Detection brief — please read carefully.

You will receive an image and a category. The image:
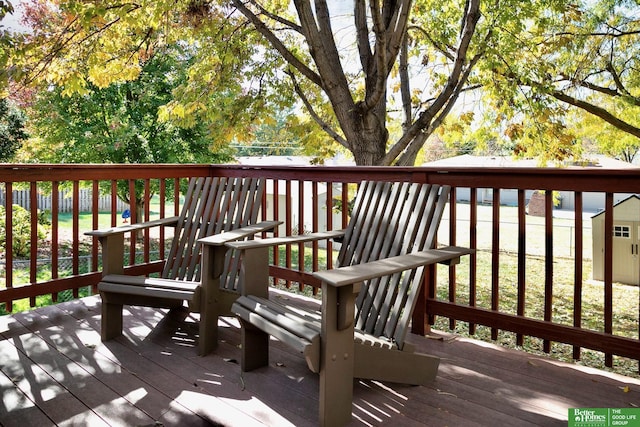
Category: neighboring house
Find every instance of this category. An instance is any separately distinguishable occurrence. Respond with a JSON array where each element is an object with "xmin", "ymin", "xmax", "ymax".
[
  {"xmin": 592, "ymin": 195, "xmax": 640, "ymax": 285},
  {"xmin": 234, "ymin": 156, "xmax": 345, "ymax": 236},
  {"xmin": 423, "ymin": 155, "xmax": 640, "ymax": 212}
]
